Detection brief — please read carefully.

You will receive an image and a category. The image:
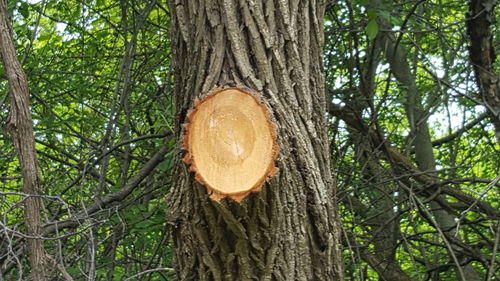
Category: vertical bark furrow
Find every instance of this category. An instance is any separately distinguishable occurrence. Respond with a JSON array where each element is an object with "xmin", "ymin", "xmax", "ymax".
[
  {"xmin": 222, "ymin": 0, "xmax": 263, "ymax": 90},
  {"xmin": 298, "ymin": 0, "xmax": 310, "ymax": 81},
  {"xmin": 202, "ymin": 25, "xmax": 225, "ymax": 93},
  {"xmin": 247, "ymin": 0, "xmax": 273, "ymax": 49},
  {"xmin": 174, "ymin": 3, "xmax": 190, "ymax": 46},
  {"xmin": 275, "ymin": 0, "xmax": 292, "ymax": 40},
  {"xmin": 240, "ymin": 0, "xmax": 273, "ymax": 86}
]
